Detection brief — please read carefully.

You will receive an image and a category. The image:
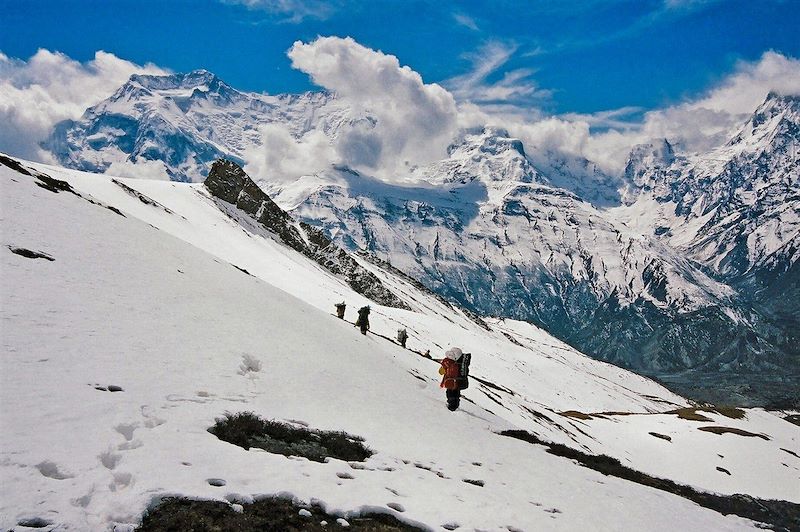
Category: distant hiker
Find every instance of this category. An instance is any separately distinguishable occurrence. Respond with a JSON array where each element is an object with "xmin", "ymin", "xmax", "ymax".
[
  {"xmin": 397, "ymin": 328, "xmax": 408, "ymax": 348},
  {"xmin": 355, "ymin": 306, "xmax": 371, "ymax": 335},
  {"xmin": 335, "ymin": 301, "xmax": 346, "ymax": 319},
  {"xmin": 439, "ymin": 347, "xmax": 471, "ymax": 411},
  {"xmin": 424, "ymin": 349, "xmax": 431, "ymax": 358}
]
